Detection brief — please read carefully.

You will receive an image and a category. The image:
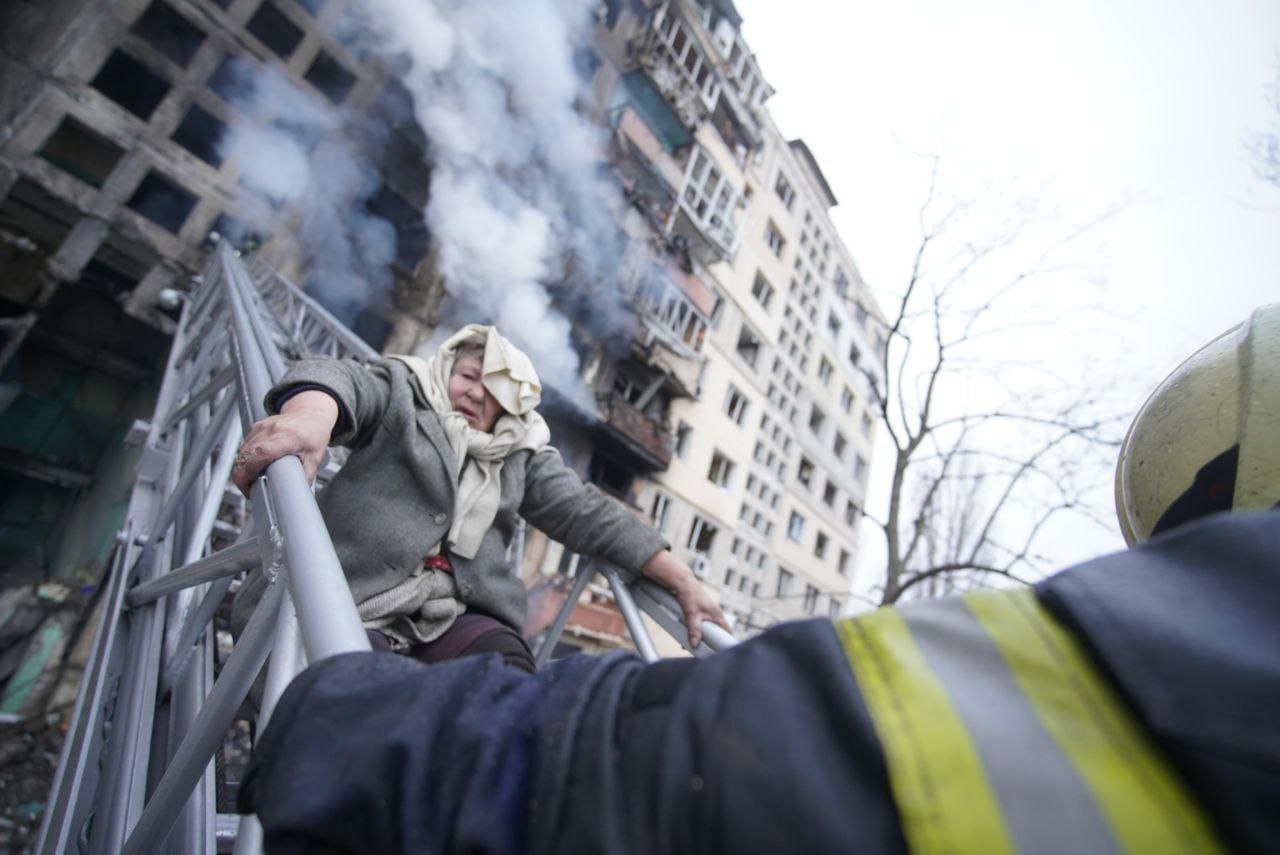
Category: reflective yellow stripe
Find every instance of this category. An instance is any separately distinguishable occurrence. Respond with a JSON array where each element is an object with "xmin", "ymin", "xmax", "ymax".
[
  {"xmin": 835, "ymin": 610, "xmax": 1013, "ymax": 855},
  {"xmin": 964, "ymin": 588, "xmax": 1224, "ymax": 854}
]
